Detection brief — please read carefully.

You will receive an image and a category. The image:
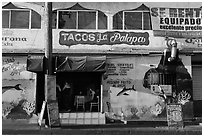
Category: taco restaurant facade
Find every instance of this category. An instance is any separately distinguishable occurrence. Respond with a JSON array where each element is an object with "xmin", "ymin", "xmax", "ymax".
[{"xmin": 2, "ymin": 2, "xmax": 202, "ymax": 125}]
